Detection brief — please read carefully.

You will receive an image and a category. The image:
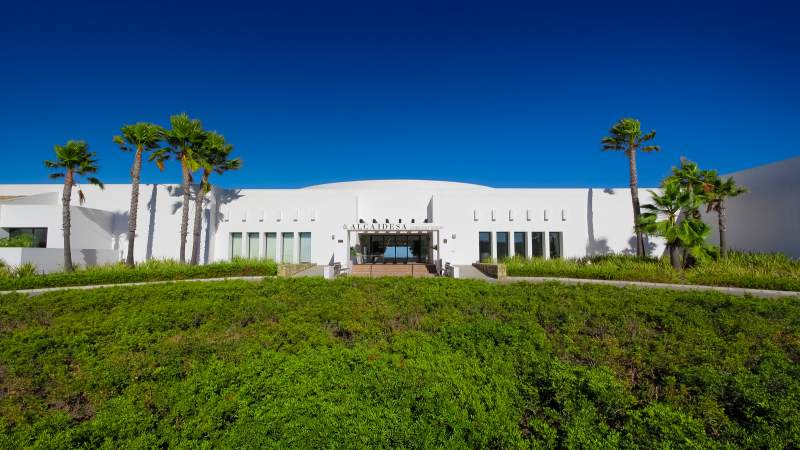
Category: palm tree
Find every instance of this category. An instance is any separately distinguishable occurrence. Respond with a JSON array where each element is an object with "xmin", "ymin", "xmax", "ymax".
[
  {"xmin": 189, "ymin": 132, "xmax": 241, "ymax": 265},
  {"xmin": 704, "ymin": 174, "xmax": 747, "ymax": 258},
  {"xmin": 640, "ymin": 178, "xmax": 707, "ymax": 269},
  {"xmin": 44, "ymin": 141, "xmax": 104, "ymax": 272},
  {"xmin": 602, "ymin": 118, "xmax": 660, "ymax": 257},
  {"xmin": 113, "ymin": 123, "xmax": 165, "ymax": 267},
  {"xmin": 154, "ymin": 113, "xmax": 204, "ymax": 263}
]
